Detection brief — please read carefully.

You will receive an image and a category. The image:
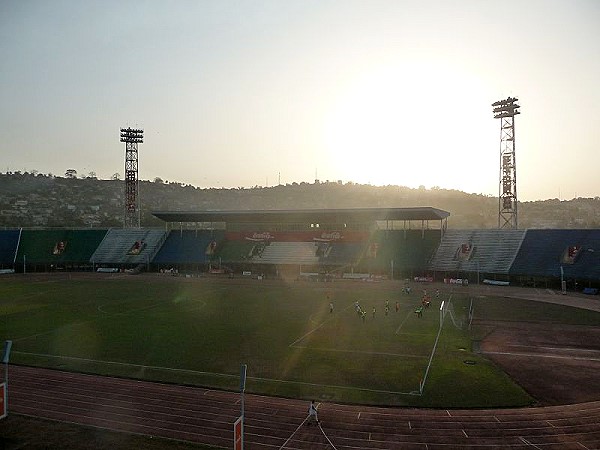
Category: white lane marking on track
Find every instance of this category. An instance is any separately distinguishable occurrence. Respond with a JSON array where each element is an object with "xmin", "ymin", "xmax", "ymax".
[
  {"xmin": 278, "ymin": 415, "xmax": 309, "ymax": 449},
  {"xmin": 14, "ymin": 405, "xmax": 227, "ymax": 443},
  {"xmin": 505, "ymin": 344, "xmax": 600, "ymax": 354},
  {"xmin": 520, "ymin": 436, "xmax": 544, "ymax": 449},
  {"xmin": 481, "ymin": 350, "xmax": 600, "ymax": 362}
]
